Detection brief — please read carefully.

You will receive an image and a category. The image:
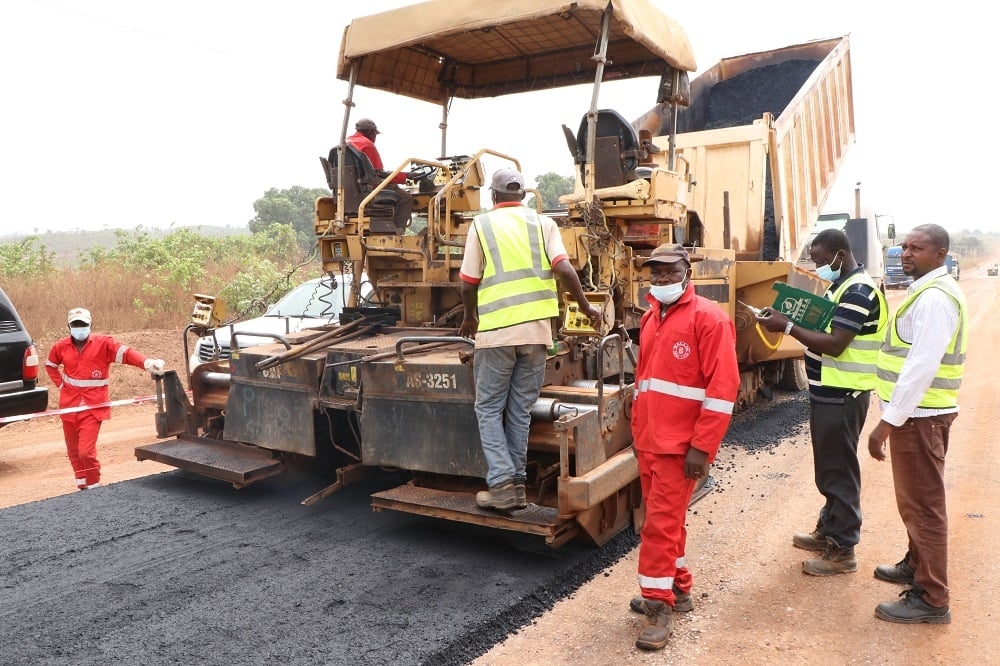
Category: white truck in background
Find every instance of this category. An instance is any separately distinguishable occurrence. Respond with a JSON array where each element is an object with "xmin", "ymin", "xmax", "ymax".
[{"xmin": 798, "ymin": 187, "xmax": 887, "ymax": 293}]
